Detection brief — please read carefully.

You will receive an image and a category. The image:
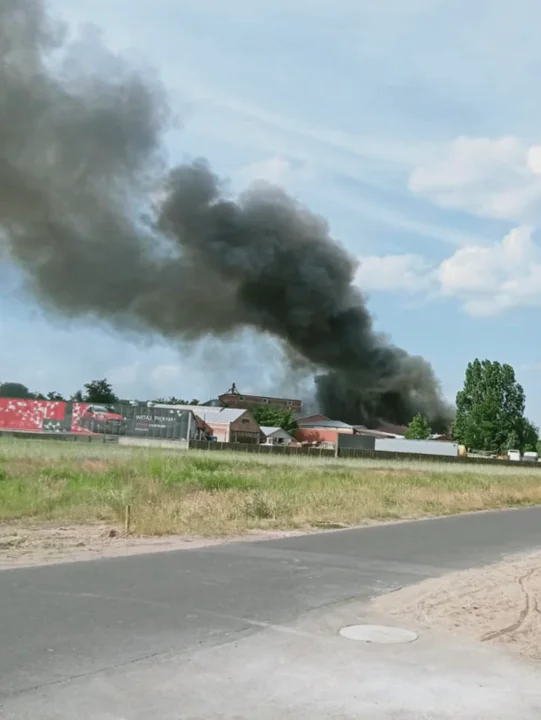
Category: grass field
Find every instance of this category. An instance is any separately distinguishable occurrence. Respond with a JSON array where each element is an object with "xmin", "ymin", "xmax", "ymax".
[{"xmin": 1, "ymin": 439, "xmax": 541, "ymax": 536}]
